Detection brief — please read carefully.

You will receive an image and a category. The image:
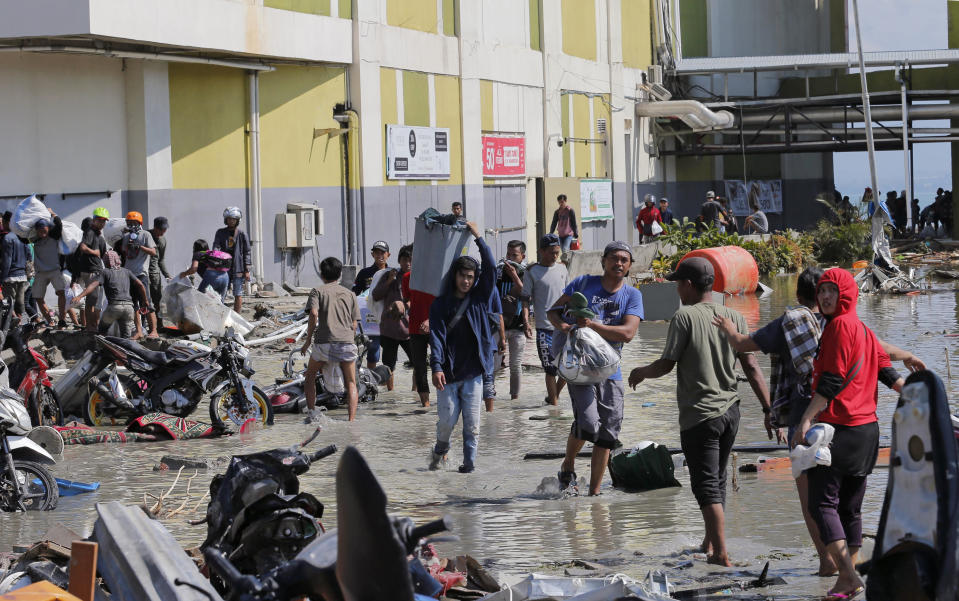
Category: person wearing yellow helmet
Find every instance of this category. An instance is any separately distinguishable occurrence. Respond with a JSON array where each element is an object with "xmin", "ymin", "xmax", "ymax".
[
  {"xmin": 119, "ymin": 210, "xmax": 158, "ymax": 339},
  {"xmin": 76, "ymin": 208, "xmax": 110, "ymax": 331}
]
